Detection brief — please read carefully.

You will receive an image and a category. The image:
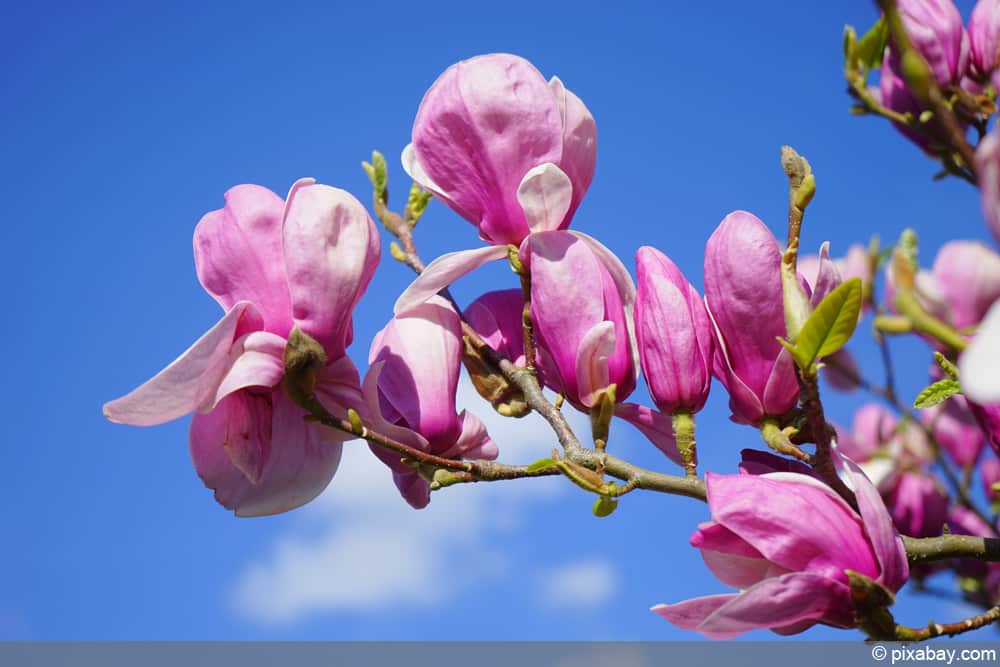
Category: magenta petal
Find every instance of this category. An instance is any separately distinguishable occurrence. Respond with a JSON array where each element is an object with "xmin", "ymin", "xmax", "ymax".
[
  {"xmin": 613, "ymin": 403, "xmax": 683, "ymax": 465},
  {"xmin": 694, "ymin": 523, "xmax": 791, "ymax": 589},
  {"xmin": 282, "ymin": 180, "xmax": 380, "ymax": 358},
  {"xmin": 464, "ymin": 289, "xmax": 527, "ymax": 365},
  {"xmin": 394, "ymin": 245, "xmax": 508, "ymax": 315},
  {"xmin": 104, "ymin": 302, "xmax": 263, "ymax": 426},
  {"xmin": 835, "ymin": 450, "xmax": 909, "ymax": 591},
  {"xmin": 193, "ymin": 185, "xmax": 292, "ymax": 335},
  {"xmin": 706, "ymin": 472, "xmax": 879, "ymax": 582},
  {"xmin": 189, "ymin": 389, "xmax": 344, "ymax": 517},
  {"xmin": 760, "ymin": 348, "xmax": 799, "ymax": 417},
  {"xmin": 807, "ymin": 242, "xmax": 844, "ymax": 307}
]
